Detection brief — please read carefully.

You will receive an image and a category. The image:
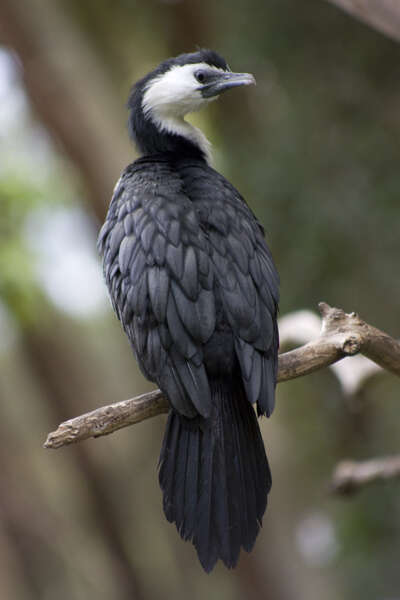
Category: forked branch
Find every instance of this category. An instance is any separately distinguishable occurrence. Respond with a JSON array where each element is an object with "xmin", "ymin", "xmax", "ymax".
[{"xmin": 44, "ymin": 302, "xmax": 400, "ymax": 450}]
